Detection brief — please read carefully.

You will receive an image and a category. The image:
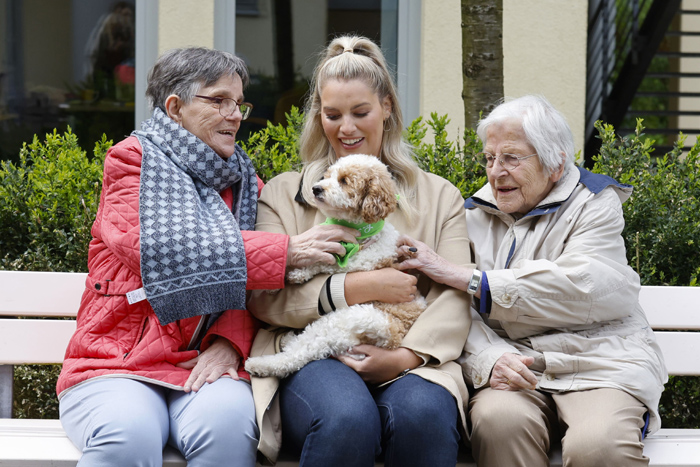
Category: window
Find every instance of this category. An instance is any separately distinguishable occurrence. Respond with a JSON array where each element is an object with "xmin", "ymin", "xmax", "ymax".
[
  {"xmin": 232, "ymin": 0, "xmax": 411, "ymax": 139},
  {"xmin": 0, "ymin": 0, "xmax": 136, "ymax": 162}
]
